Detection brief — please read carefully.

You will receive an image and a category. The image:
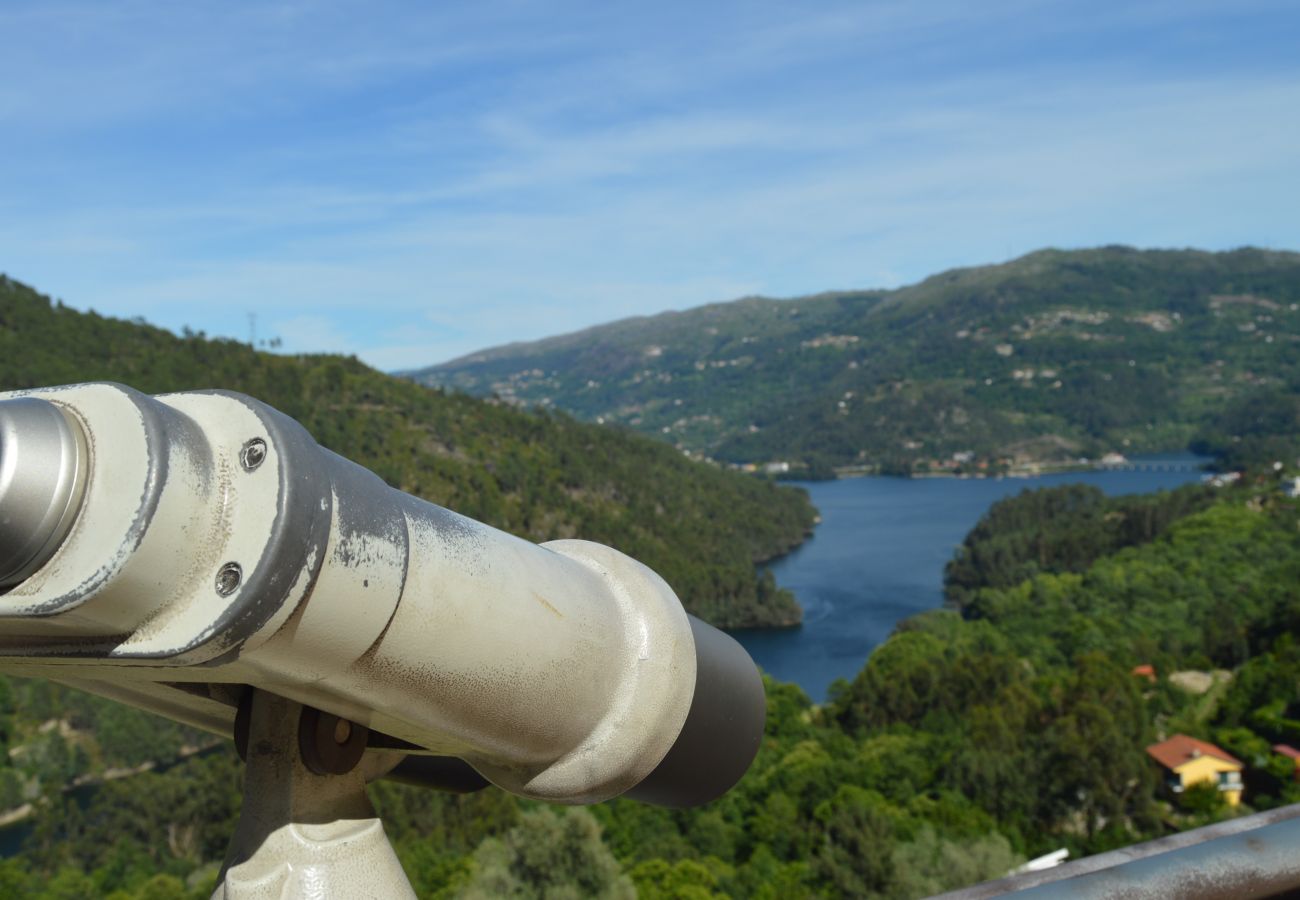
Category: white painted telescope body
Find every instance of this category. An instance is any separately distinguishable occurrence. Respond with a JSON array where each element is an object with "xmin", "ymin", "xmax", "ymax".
[{"xmin": 0, "ymin": 382, "xmax": 765, "ymax": 807}]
